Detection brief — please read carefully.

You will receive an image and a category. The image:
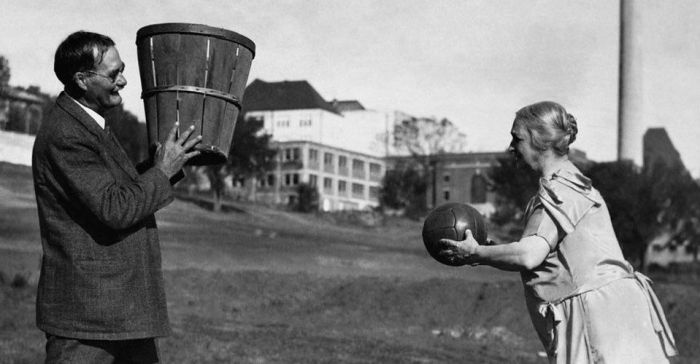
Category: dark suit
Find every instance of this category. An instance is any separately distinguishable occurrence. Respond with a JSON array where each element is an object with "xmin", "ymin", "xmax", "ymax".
[{"xmin": 32, "ymin": 92, "xmax": 173, "ymax": 340}]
